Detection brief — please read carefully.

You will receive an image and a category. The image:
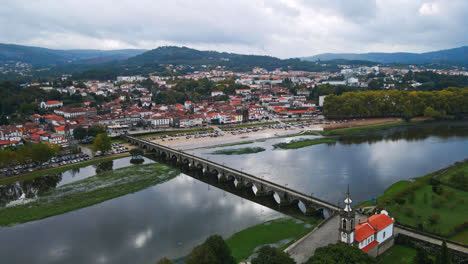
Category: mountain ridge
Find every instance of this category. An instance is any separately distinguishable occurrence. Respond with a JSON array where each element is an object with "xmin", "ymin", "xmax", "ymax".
[{"xmin": 302, "ymin": 46, "xmax": 468, "ymax": 65}]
